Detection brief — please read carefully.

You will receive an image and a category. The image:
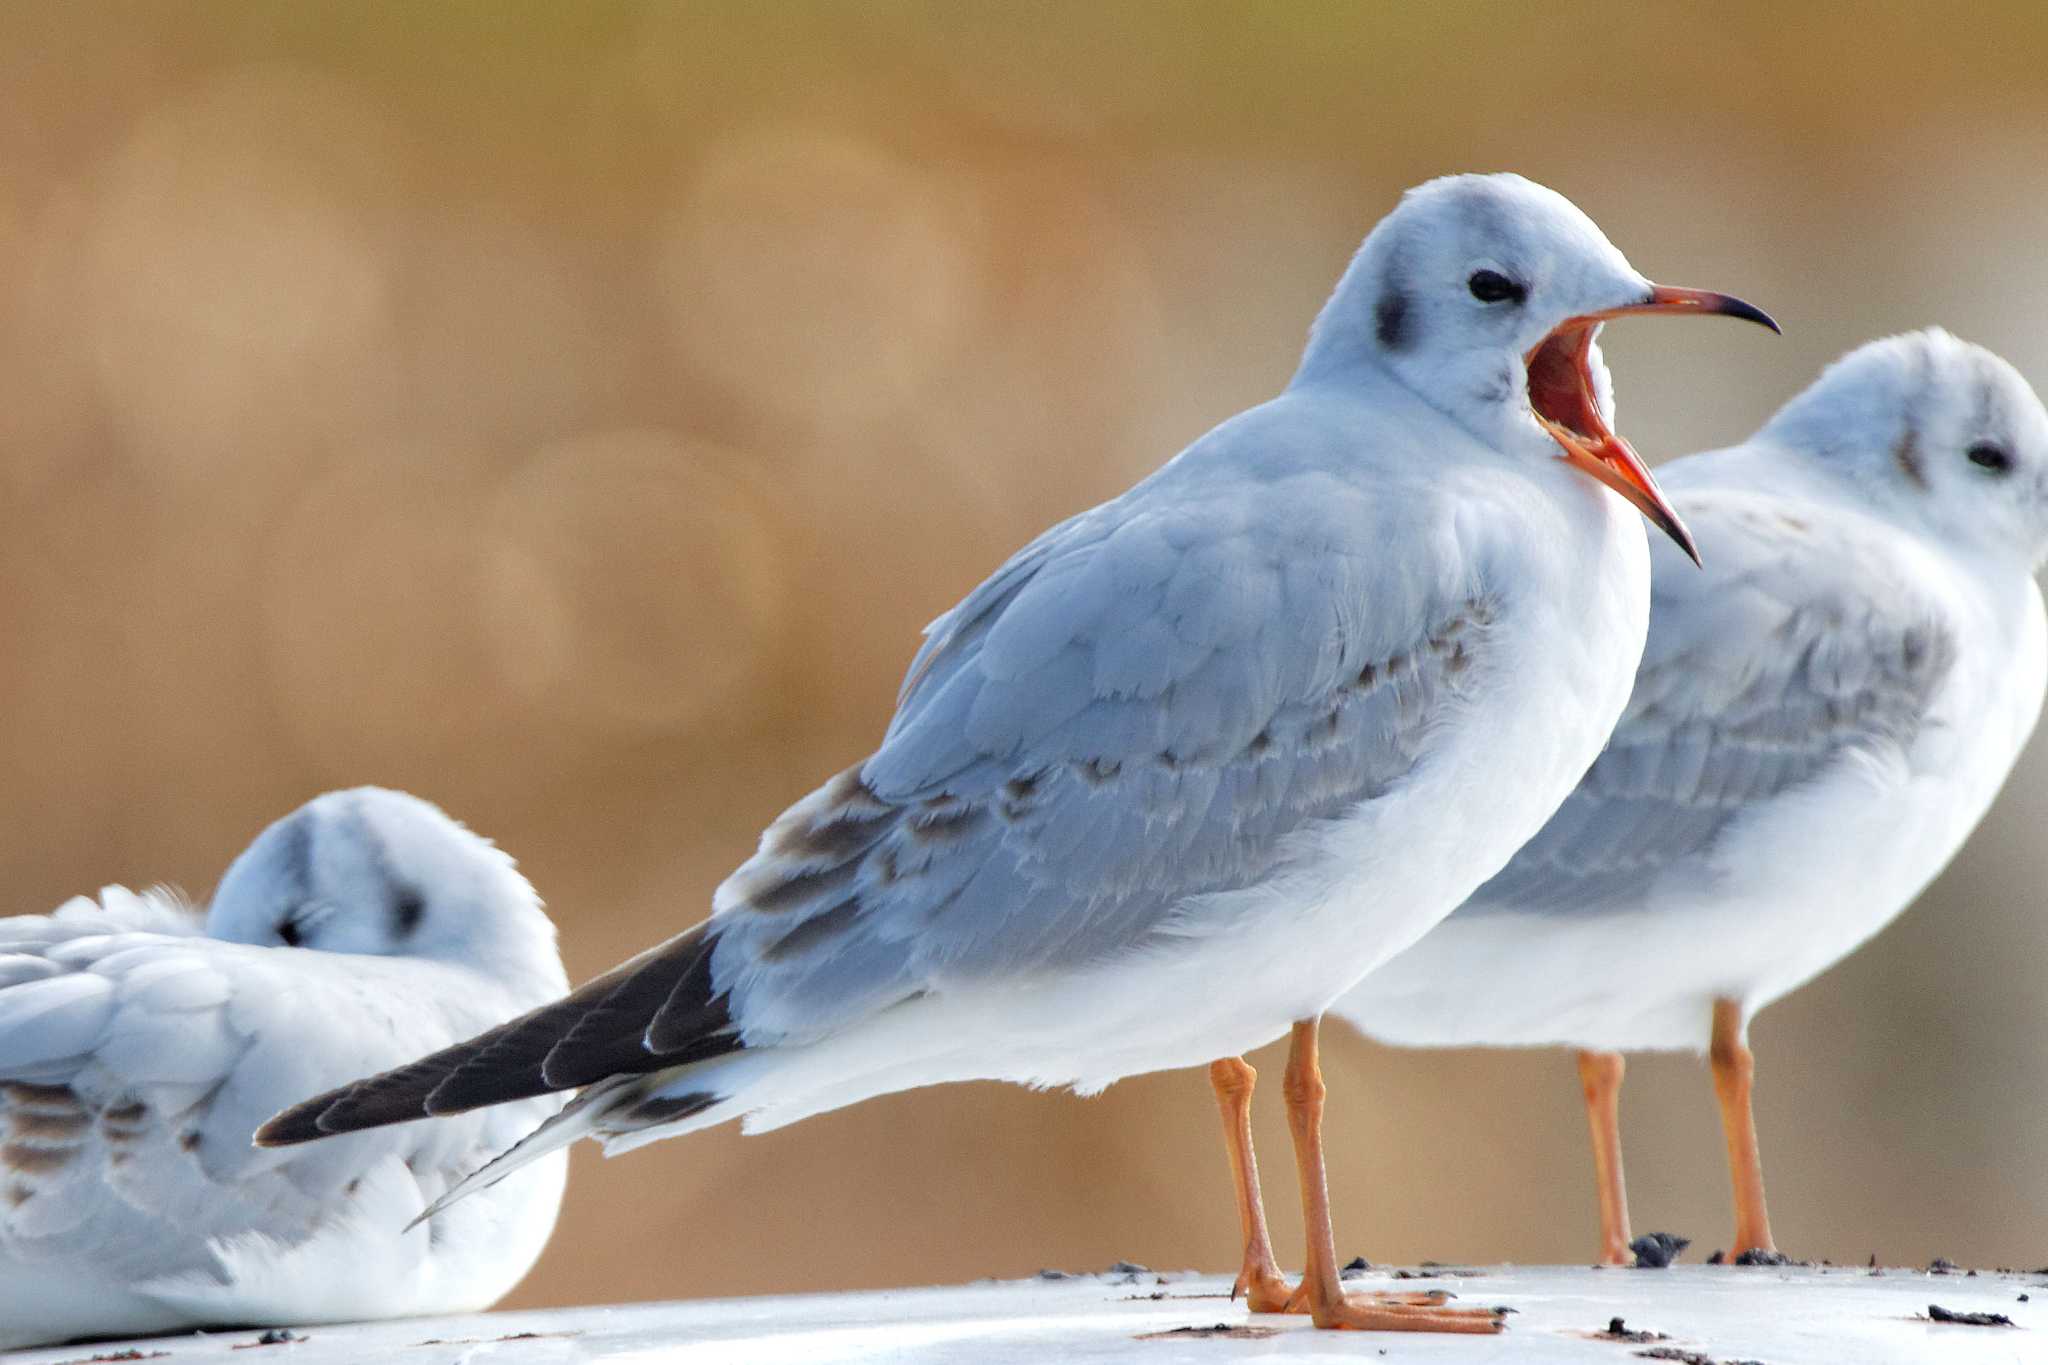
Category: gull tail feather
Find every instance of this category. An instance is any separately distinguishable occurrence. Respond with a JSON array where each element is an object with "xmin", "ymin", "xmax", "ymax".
[
  {"xmin": 407, "ymin": 1087, "xmax": 610, "ymax": 1230},
  {"xmin": 408, "ymin": 1061, "xmax": 753, "ymax": 1227}
]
